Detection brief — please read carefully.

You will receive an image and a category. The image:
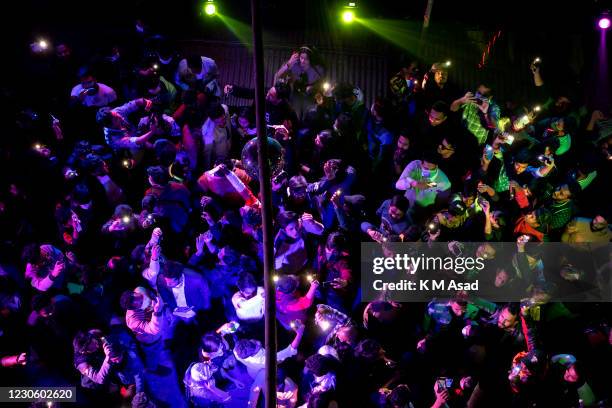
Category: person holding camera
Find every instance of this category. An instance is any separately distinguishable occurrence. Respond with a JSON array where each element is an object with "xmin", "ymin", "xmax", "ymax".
[
  {"xmin": 70, "ymin": 66, "xmax": 117, "ymax": 108},
  {"xmin": 451, "ymin": 82, "xmax": 501, "ymax": 146}
]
